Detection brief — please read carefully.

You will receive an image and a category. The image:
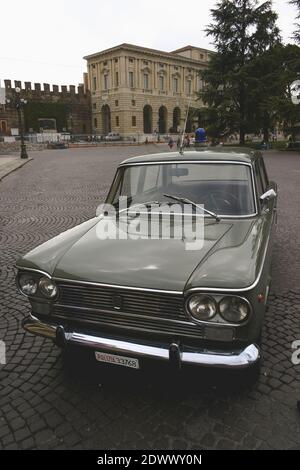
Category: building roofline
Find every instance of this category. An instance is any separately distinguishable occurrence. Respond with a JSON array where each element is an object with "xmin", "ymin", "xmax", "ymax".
[
  {"xmin": 171, "ymin": 45, "xmax": 215, "ymax": 54},
  {"xmin": 83, "ymin": 43, "xmax": 214, "ymax": 64}
]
